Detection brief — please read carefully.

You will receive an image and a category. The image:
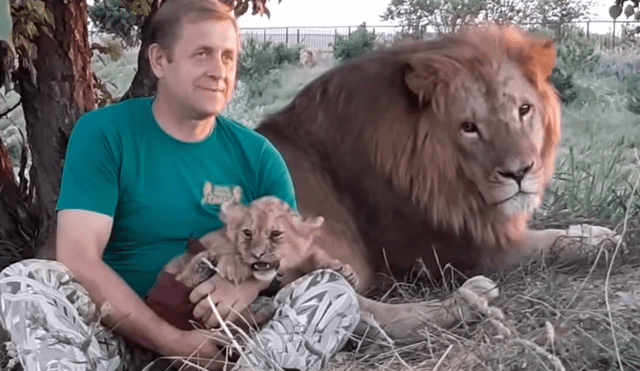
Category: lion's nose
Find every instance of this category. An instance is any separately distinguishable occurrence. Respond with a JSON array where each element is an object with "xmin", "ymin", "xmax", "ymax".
[{"xmin": 497, "ymin": 162, "xmax": 534, "ymax": 186}]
